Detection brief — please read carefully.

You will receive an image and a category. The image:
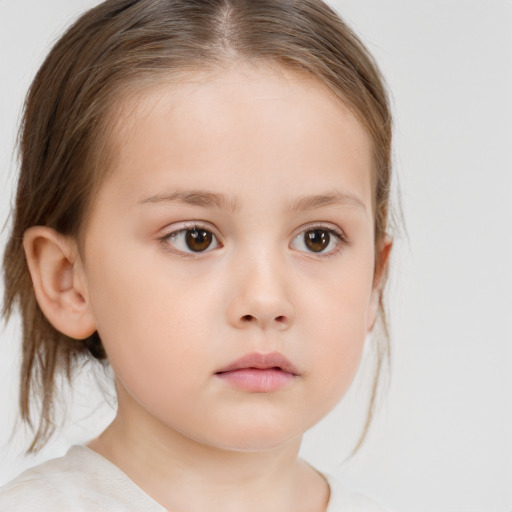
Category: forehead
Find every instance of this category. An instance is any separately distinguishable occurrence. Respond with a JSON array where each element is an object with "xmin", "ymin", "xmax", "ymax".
[{"xmin": 100, "ymin": 64, "xmax": 373, "ymax": 211}]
